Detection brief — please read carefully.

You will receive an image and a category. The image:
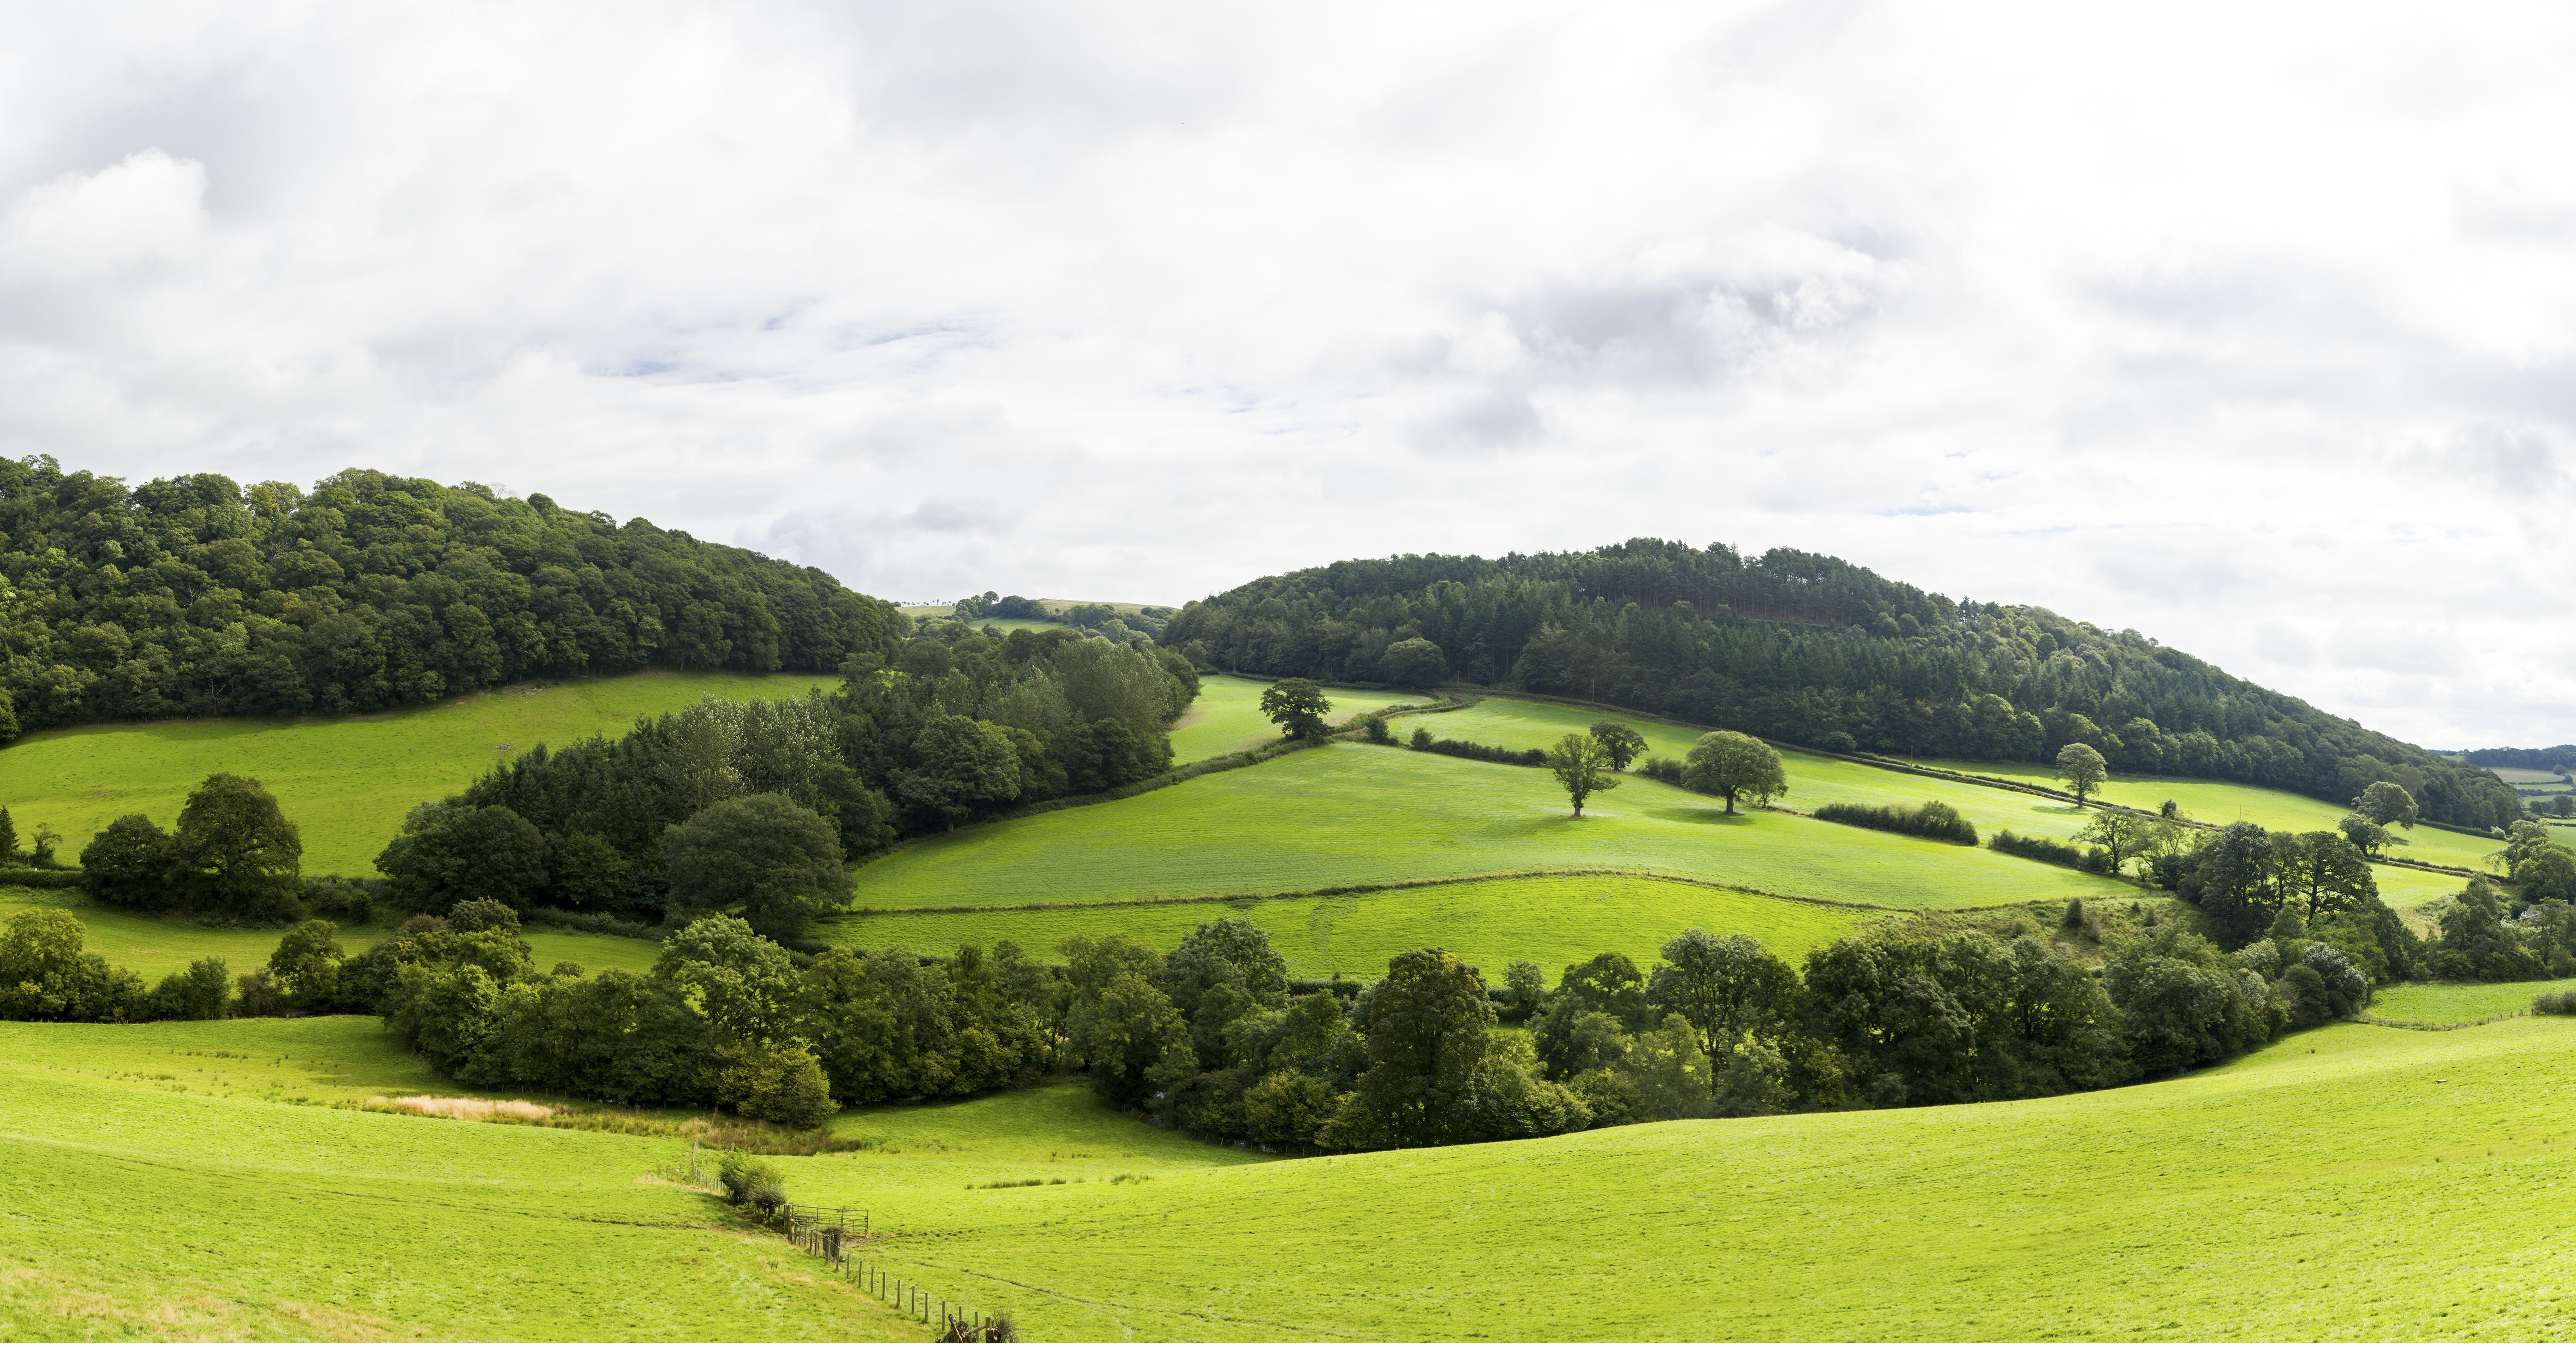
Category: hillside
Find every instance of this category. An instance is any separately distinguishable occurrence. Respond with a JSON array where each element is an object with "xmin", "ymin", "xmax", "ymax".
[
  {"xmin": 0, "ymin": 460, "xmax": 900, "ymax": 738},
  {"xmin": 1163, "ymin": 539, "xmax": 2524, "ymax": 830}
]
